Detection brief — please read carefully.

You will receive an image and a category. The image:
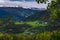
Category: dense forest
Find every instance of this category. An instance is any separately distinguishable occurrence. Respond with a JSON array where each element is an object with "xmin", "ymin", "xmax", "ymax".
[{"xmin": 0, "ymin": 0, "xmax": 60, "ymax": 40}]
